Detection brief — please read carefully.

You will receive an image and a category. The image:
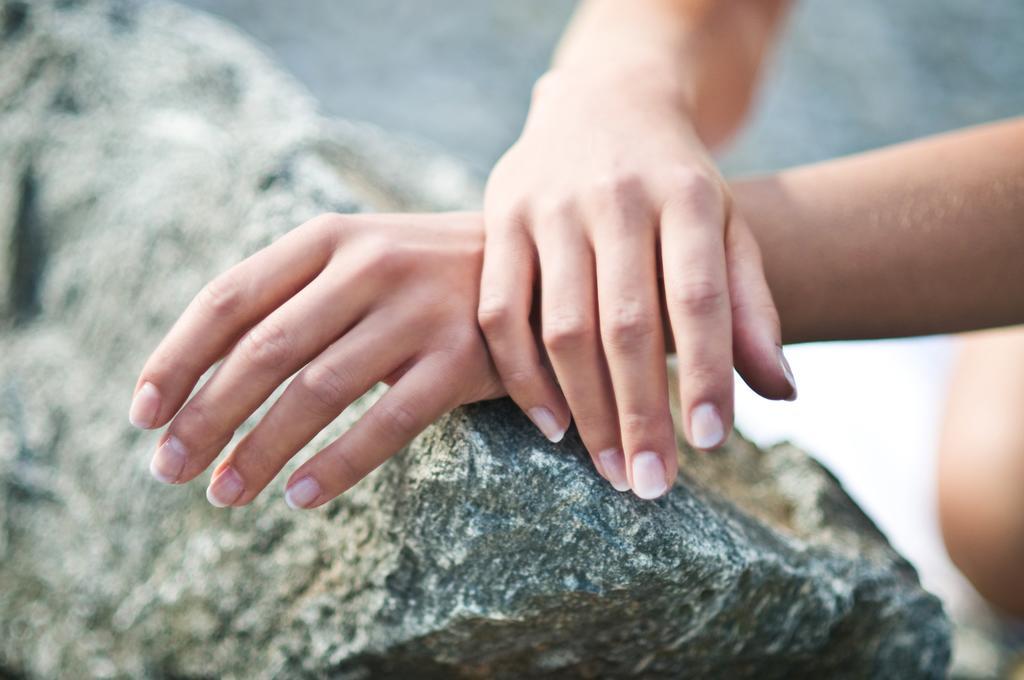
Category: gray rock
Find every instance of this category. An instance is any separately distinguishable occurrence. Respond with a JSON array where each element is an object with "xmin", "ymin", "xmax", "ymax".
[{"xmin": 0, "ymin": 1, "xmax": 950, "ymax": 678}]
